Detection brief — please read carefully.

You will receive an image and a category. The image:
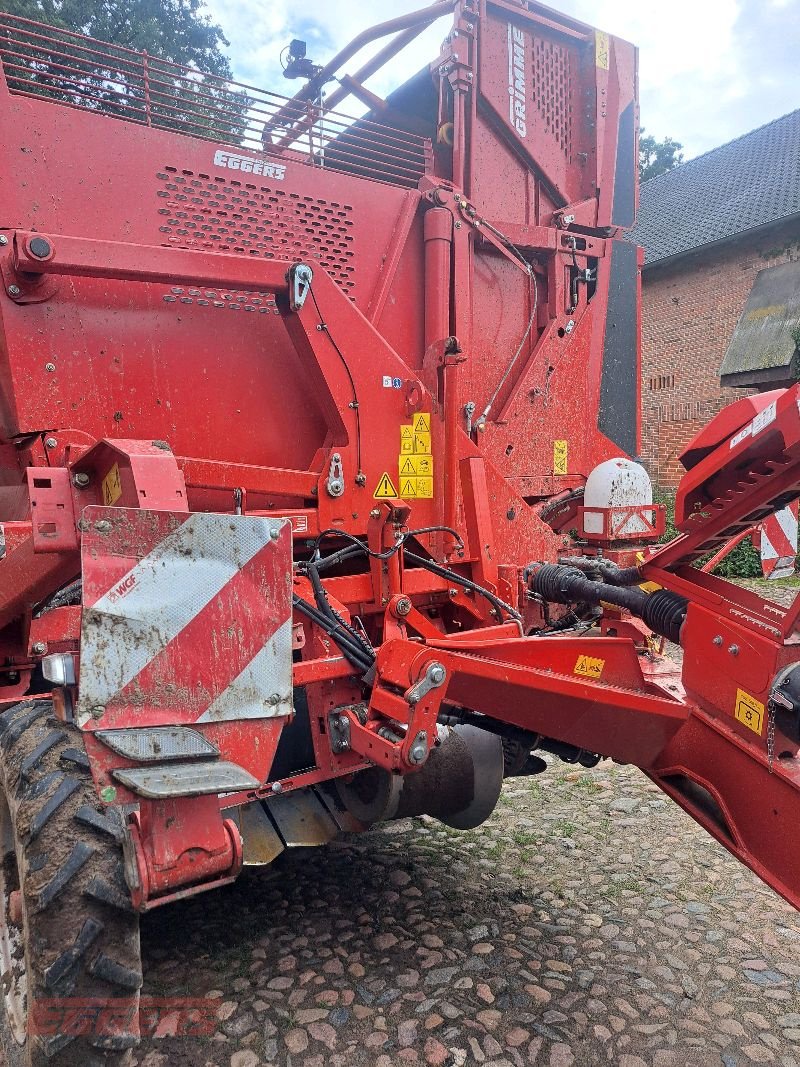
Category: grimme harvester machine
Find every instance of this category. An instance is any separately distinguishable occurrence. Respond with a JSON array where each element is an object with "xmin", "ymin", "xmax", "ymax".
[{"xmin": 0, "ymin": 0, "xmax": 799, "ymax": 1061}]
